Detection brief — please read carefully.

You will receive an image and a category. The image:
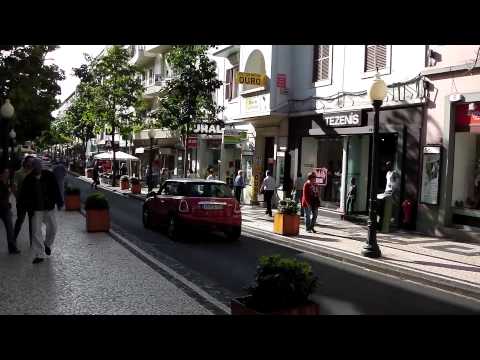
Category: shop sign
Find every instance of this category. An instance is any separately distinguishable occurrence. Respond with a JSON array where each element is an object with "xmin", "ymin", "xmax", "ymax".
[
  {"xmin": 245, "ymin": 96, "xmax": 261, "ymax": 112},
  {"xmin": 421, "ymin": 145, "xmax": 441, "ymax": 206},
  {"xmin": 455, "ymin": 103, "xmax": 480, "ymax": 132},
  {"xmin": 193, "ymin": 123, "xmax": 224, "ymax": 135},
  {"xmin": 187, "ymin": 137, "xmax": 198, "ymax": 149},
  {"xmin": 276, "ymin": 74, "xmax": 286, "ymax": 88},
  {"xmin": 324, "ymin": 111, "xmax": 362, "ymax": 128},
  {"xmin": 236, "ymin": 72, "xmax": 266, "ymax": 86},
  {"xmin": 223, "ymin": 128, "xmax": 247, "ymax": 145},
  {"xmin": 314, "ymin": 167, "xmax": 328, "ymax": 186}
]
